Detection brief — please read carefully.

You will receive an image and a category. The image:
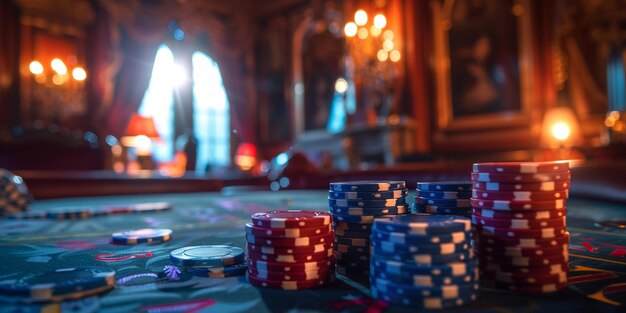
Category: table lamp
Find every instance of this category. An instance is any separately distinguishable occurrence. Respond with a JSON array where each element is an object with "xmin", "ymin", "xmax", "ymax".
[
  {"xmin": 540, "ymin": 106, "xmax": 581, "ymax": 160},
  {"xmin": 121, "ymin": 114, "xmax": 161, "ymax": 170}
]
